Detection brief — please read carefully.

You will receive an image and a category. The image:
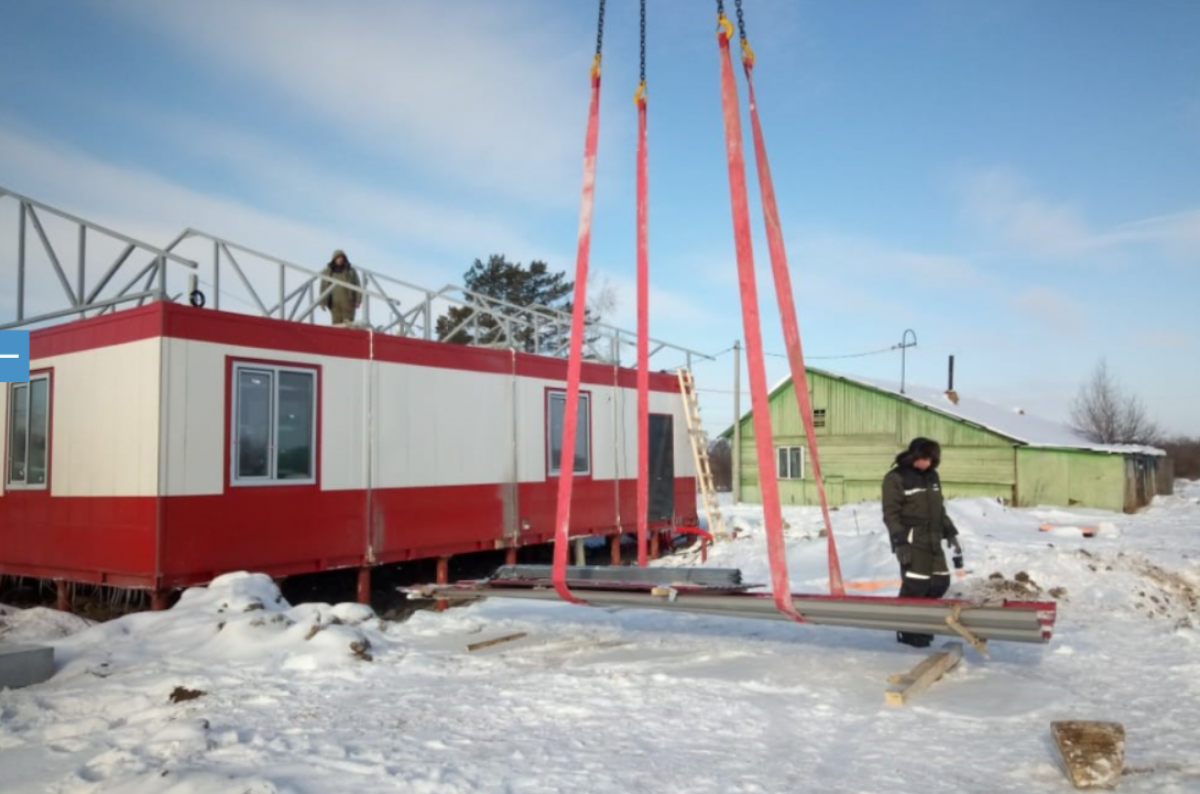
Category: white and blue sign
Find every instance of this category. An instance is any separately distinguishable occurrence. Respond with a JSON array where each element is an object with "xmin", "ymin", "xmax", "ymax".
[{"xmin": 0, "ymin": 330, "xmax": 31, "ymax": 383}]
